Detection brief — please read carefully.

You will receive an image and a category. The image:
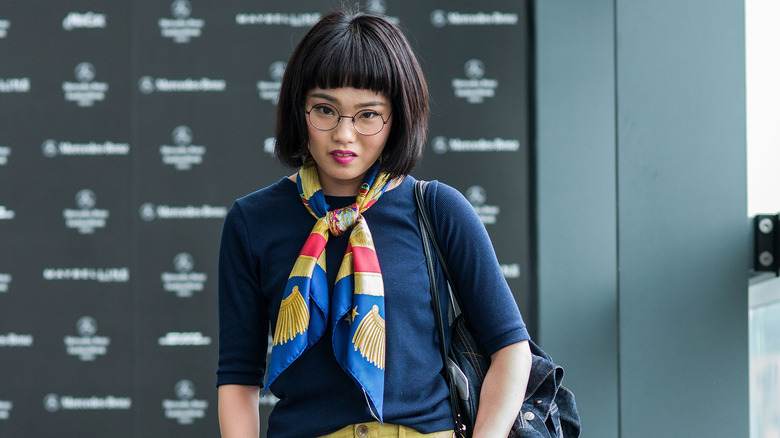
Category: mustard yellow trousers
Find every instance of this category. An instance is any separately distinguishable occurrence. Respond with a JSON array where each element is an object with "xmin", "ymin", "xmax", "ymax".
[{"xmin": 319, "ymin": 422, "xmax": 454, "ymax": 438}]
